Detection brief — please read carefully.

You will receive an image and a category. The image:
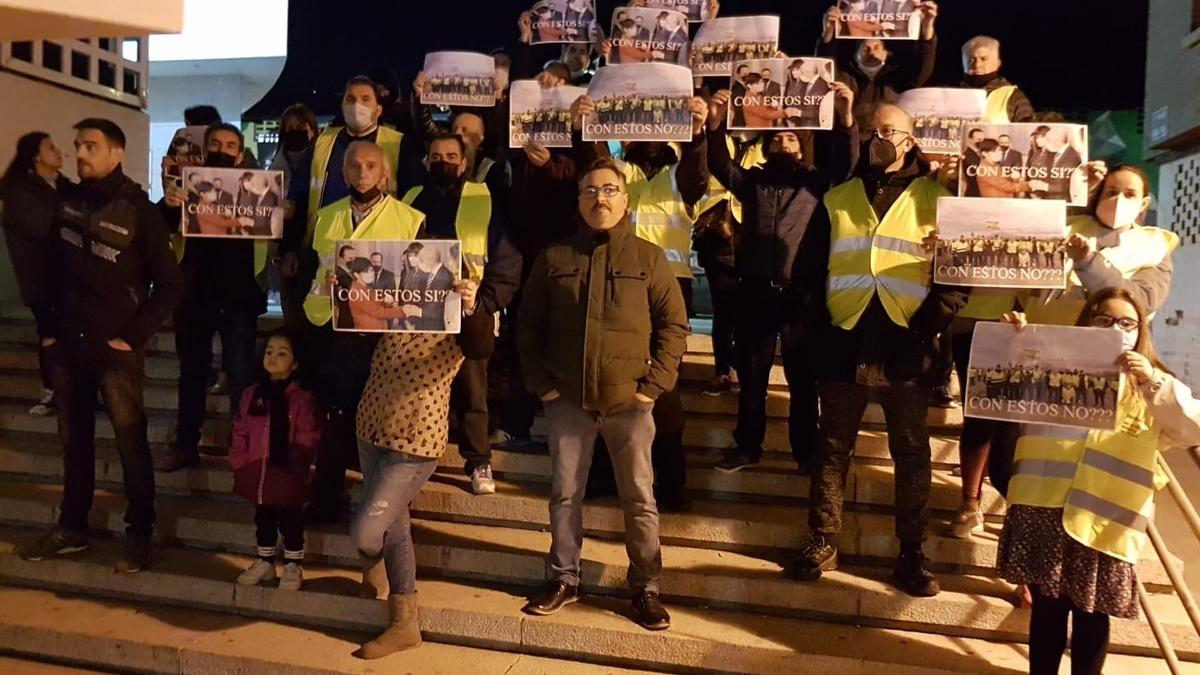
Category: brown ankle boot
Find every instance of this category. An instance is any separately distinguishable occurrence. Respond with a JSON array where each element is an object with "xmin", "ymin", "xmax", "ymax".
[
  {"xmin": 356, "ymin": 593, "xmax": 421, "ymax": 659},
  {"xmin": 359, "ymin": 555, "xmax": 388, "ymax": 599}
]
